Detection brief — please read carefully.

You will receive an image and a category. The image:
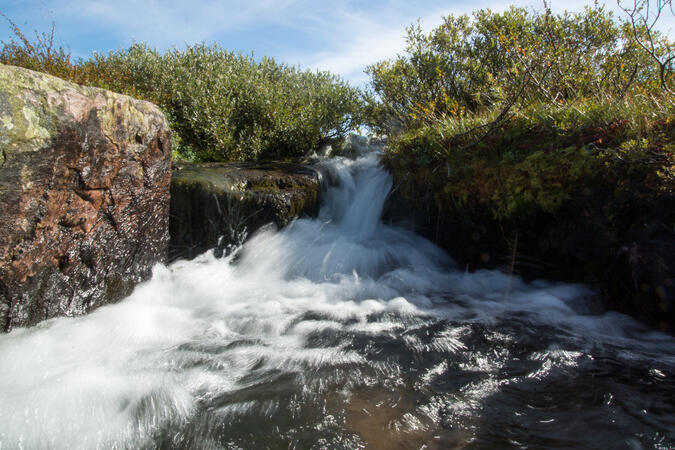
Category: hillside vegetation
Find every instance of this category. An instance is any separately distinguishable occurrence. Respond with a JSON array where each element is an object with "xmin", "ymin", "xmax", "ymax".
[
  {"xmin": 367, "ymin": 2, "xmax": 673, "ymax": 220},
  {"xmin": 0, "ymin": 15, "xmax": 363, "ymax": 161},
  {"xmin": 2, "ymin": 3, "xmax": 673, "ymax": 241},
  {"xmin": 1, "ymin": 3, "xmax": 674, "ymax": 324},
  {"xmin": 363, "ymin": 3, "xmax": 674, "ymax": 283}
]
